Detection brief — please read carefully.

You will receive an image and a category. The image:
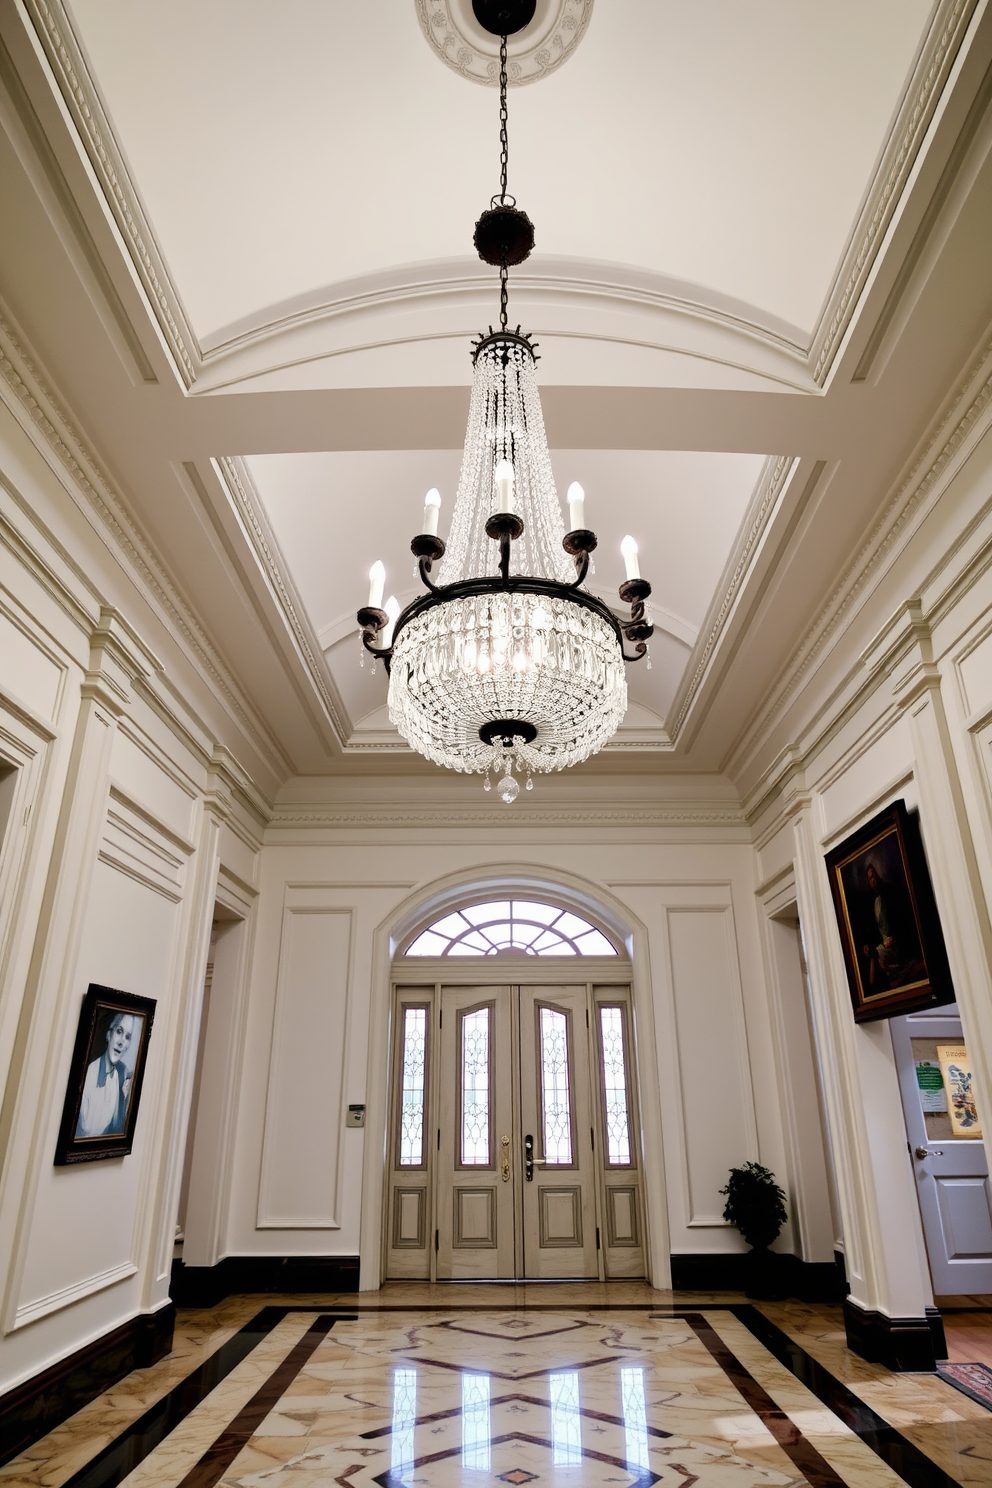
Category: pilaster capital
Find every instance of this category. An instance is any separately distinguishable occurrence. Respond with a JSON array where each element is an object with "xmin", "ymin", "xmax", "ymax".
[
  {"xmin": 81, "ymin": 607, "xmax": 163, "ymax": 718},
  {"xmin": 860, "ymin": 600, "xmax": 941, "ymax": 713}
]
